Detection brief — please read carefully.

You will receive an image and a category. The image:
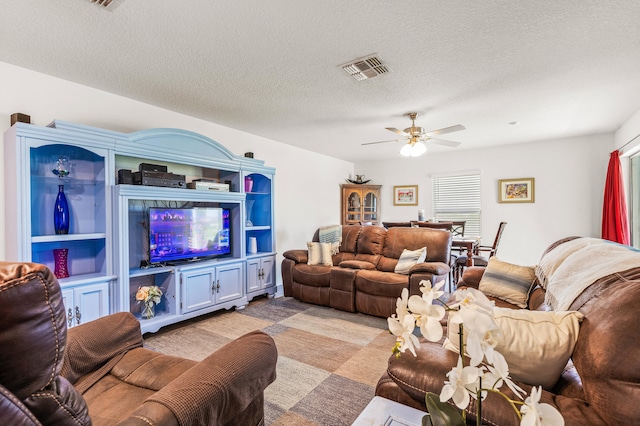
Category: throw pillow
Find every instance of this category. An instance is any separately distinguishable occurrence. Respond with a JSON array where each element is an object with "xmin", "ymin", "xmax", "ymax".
[
  {"xmin": 394, "ymin": 247, "xmax": 427, "ymax": 275},
  {"xmin": 478, "ymin": 257, "xmax": 537, "ymax": 308},
  {"xmin": 445, "ymin": 308, "xmax": 584, "ymax": 389},
  {"xmin": 306, "ymin": 242, "xmax": 333, "ymax": 266}
]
